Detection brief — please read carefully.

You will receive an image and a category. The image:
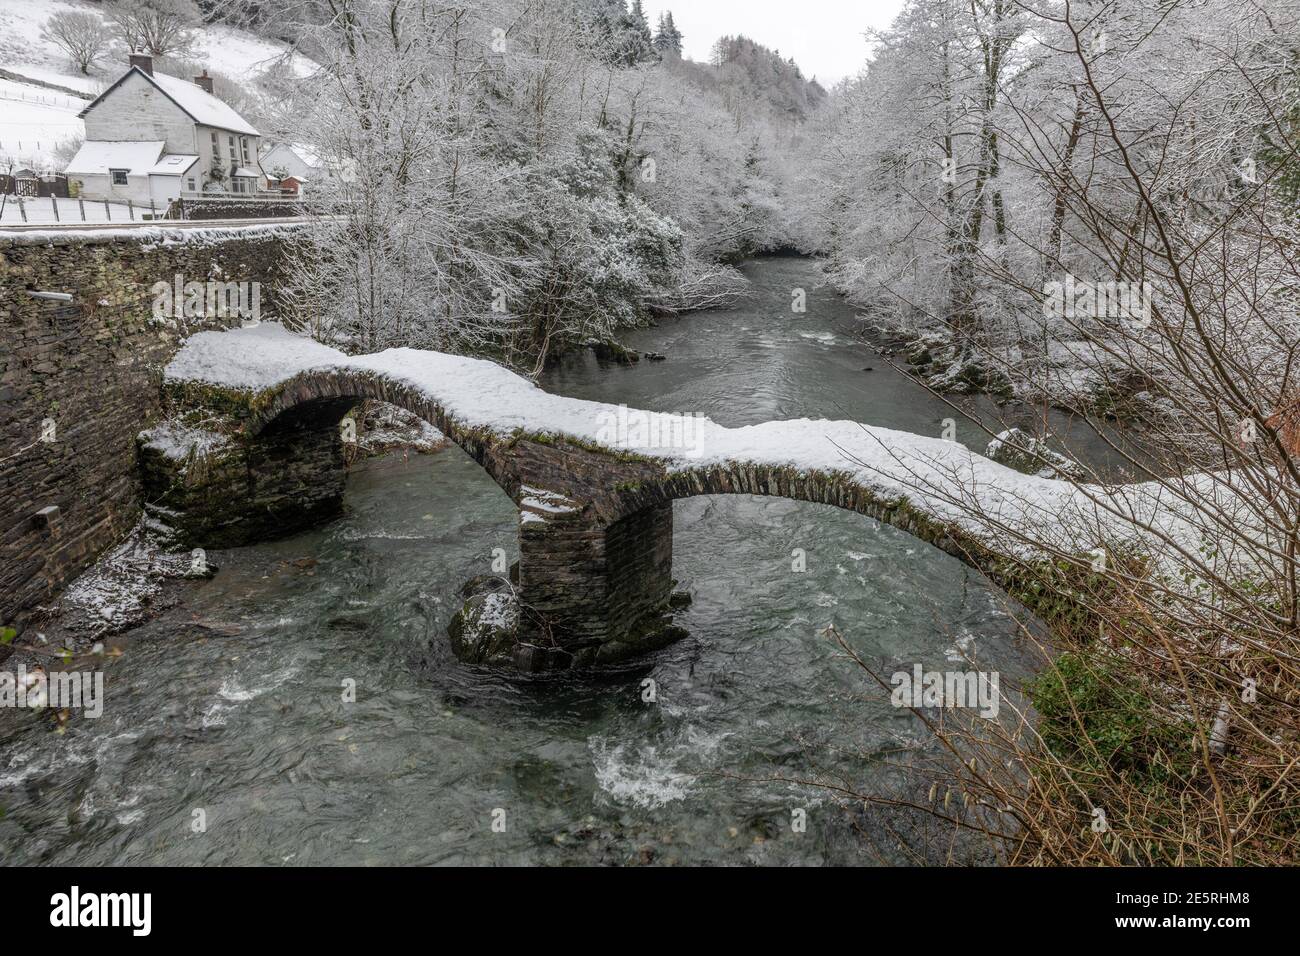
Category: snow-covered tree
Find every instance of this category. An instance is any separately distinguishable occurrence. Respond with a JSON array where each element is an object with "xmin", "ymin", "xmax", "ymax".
[
  {"xmin": 262, "ymin": 0, "xmax": 806, "ymax": 365},
  {"xmin": 580, "ymin": 0, "xmax": 656, "ymax": 67},
  {"xmin": 41, "ymin": 11, "xmax": 110, "ymax": 75},
  {"xmin": 652, "ymin": 10, "xmax": 682, "ymax": 59},
  {"xmin": 107, "ymin": 0, "xmax": 201, "ymax": 58}
]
